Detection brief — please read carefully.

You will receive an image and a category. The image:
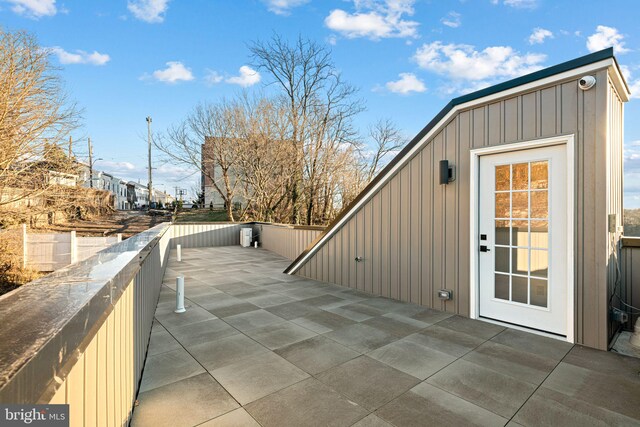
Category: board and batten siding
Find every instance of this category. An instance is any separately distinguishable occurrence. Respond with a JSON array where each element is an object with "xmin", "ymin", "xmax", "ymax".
[
  {"xmin": 257, "ymin": 224, "xmax": 323, "ymax": 261},
  {"xmin": 296, "ymin": 67, "xmax": 624, "ymax": 350},
  {"xmin": 607, "ymin": 76, "xmax": 626, "ymax": 341}
]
